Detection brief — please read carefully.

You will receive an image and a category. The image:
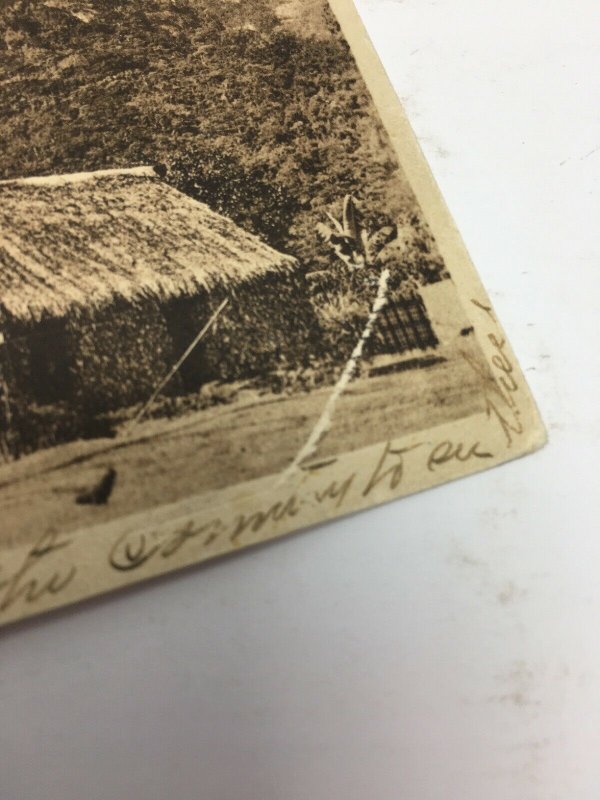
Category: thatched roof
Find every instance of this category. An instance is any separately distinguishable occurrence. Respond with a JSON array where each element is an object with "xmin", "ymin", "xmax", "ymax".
[{"xmin": 0, "ymin": 166, "xmax": 297, "ymax": 323}]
